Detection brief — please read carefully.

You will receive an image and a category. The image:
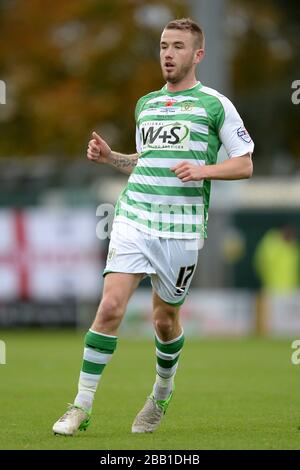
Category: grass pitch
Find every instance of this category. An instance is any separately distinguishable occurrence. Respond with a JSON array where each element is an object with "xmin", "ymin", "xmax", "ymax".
[{"xmin": 0, "ymin": 329, "xmax": 299, "ymax": 450}]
